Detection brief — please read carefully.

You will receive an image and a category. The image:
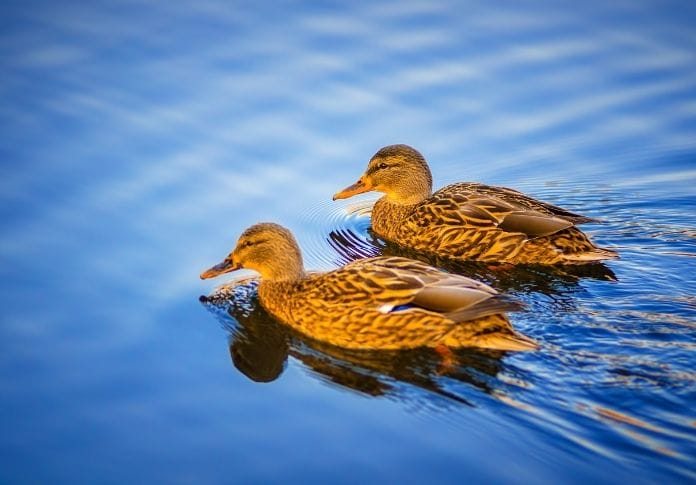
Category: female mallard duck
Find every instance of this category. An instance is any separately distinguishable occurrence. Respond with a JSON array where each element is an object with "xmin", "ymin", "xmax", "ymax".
[
  {"xmin": 334, "ymin": 144, "xmax": 617, "ymax": 265},
  {"xmin": 201, "ymin": 223, "xmax": 536, "ymax": 352}
]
